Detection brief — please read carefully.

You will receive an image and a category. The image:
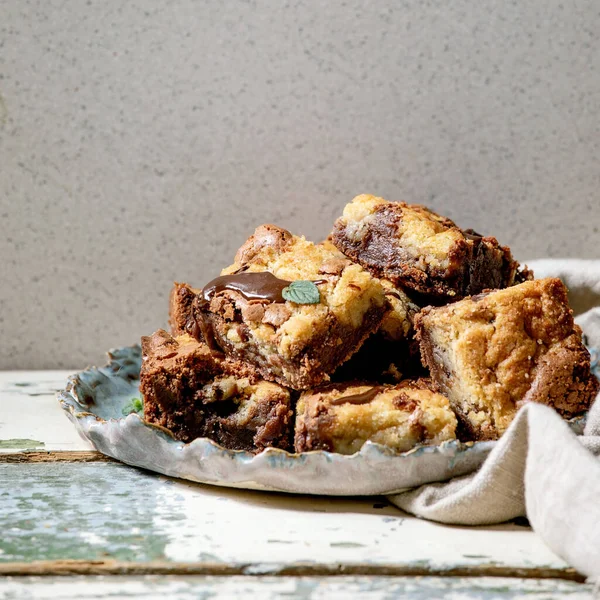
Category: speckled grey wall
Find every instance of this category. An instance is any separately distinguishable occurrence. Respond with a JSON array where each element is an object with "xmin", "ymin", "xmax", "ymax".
[{"xmin": 1, "ymin": 1, "xmax": 599, "ymax": 369}]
